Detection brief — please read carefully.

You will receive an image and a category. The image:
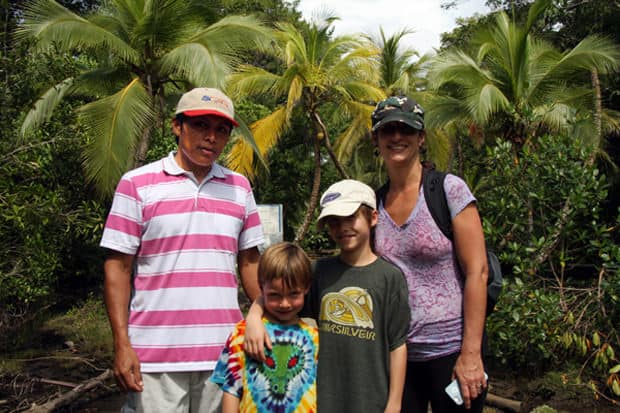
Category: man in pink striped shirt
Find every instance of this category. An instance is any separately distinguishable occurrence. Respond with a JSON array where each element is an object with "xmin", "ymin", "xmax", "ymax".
[{"xmin": 101, "ymin": 88, "xmax": 264, "ymax": 412}]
